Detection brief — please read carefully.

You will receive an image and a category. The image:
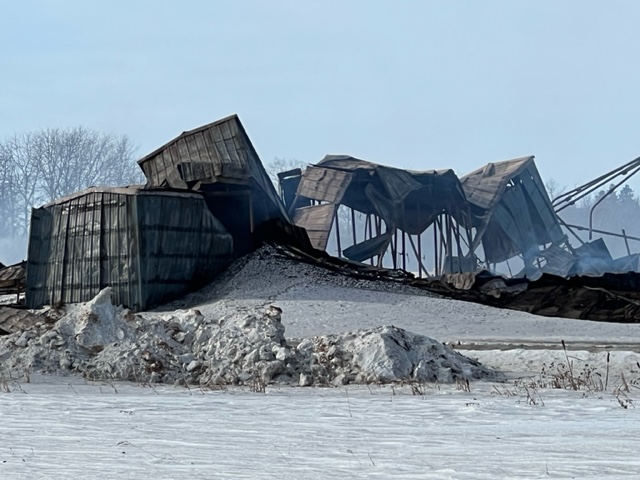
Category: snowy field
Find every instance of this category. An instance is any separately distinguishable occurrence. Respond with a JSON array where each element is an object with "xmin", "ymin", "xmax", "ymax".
[
  {"xmin": 1, "ymin": 376, "xmax": 639, "ymax": 479},
  {"xmin": 4, "ymin": 249, "xmax": 640, "ymax": 478}
]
